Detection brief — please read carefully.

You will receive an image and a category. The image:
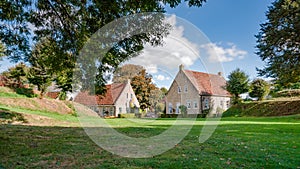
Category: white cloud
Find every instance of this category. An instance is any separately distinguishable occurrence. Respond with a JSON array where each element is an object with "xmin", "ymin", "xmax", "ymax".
[
  {"xmin": 155, "ymin": 74, "xmax": 170, "ymax": 81},
  {"xmin": 128, "ymin": 15, "xmax": 200, "ymax": 71},
  {"xmin": 201, "ymin": 43, "xmax": 247, "ymax": 63}
]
